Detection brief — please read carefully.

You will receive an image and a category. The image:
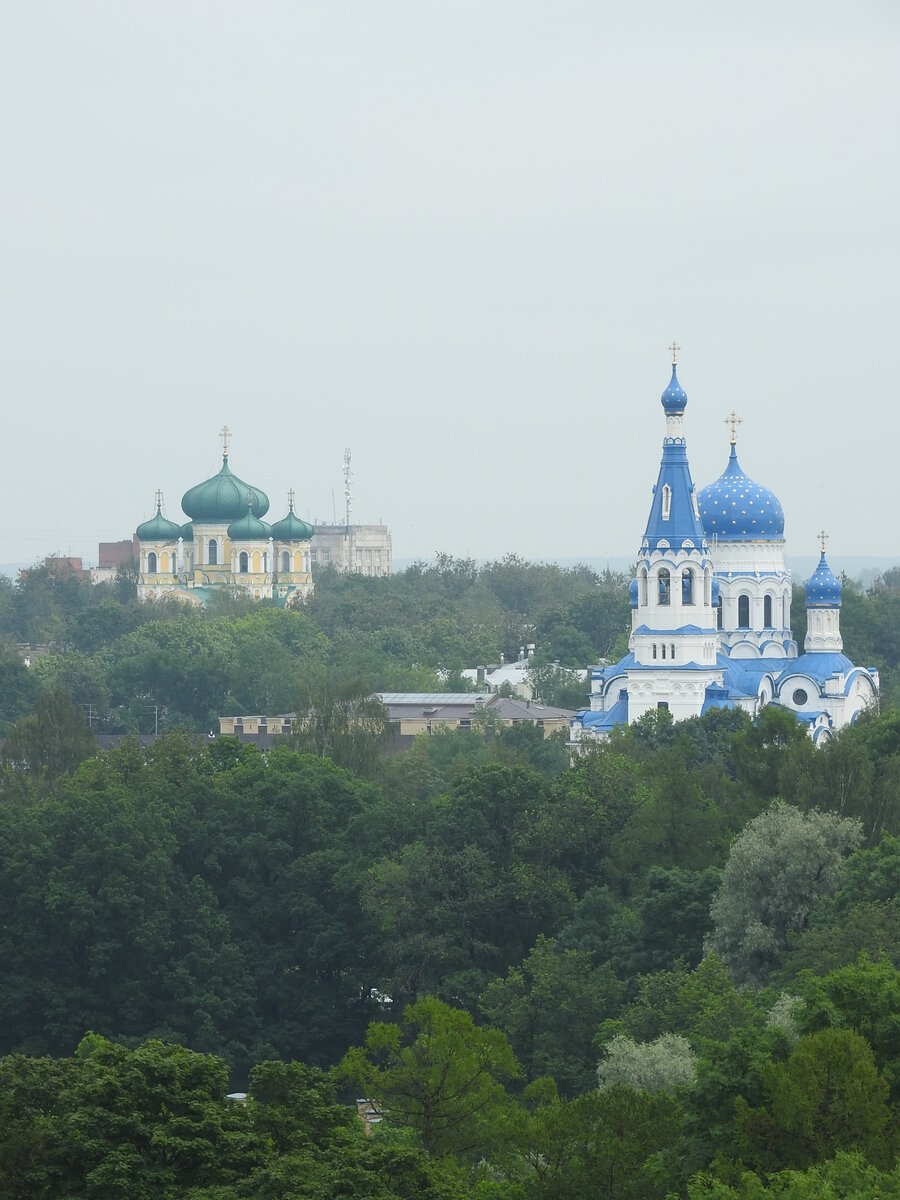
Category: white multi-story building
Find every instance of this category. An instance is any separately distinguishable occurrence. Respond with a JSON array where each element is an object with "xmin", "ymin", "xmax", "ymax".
[{"xmin": 570, "ymin": 357, "xmax": 879, "ymax": 747}]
